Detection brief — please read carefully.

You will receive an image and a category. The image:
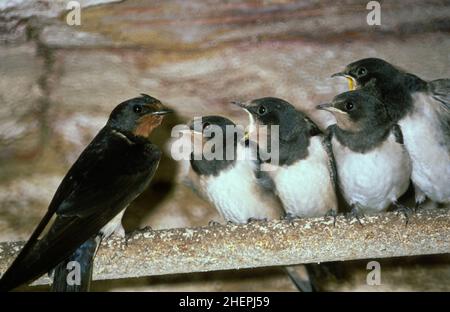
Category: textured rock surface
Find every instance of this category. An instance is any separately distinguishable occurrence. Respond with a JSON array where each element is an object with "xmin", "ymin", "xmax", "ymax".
[
  {"xmin": 0, "ymin": 0, "xmax": 449, "ymax": 291},
  {"xmin": 0, "ymin": 44, "xmax": 46, "ymax": 182},
  {"xmin": 0, "ymin": 0, "xmax": 121, "ymax": 18}
]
